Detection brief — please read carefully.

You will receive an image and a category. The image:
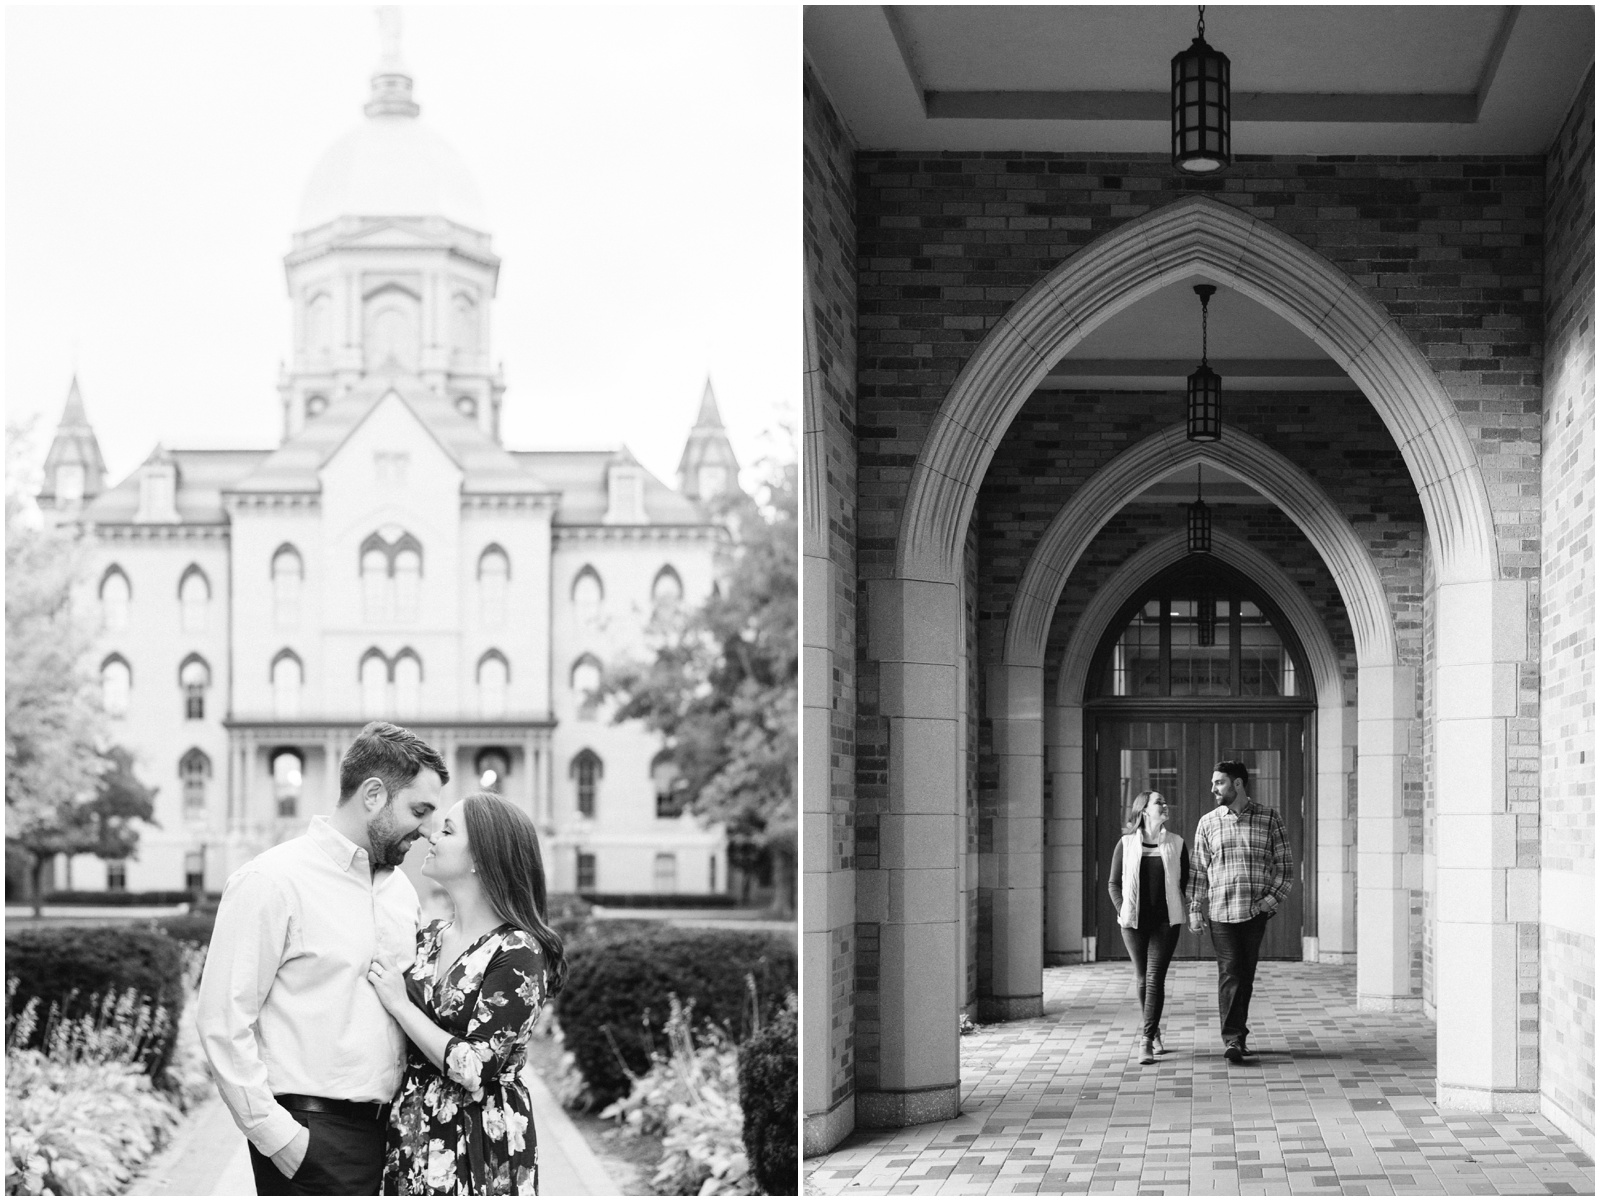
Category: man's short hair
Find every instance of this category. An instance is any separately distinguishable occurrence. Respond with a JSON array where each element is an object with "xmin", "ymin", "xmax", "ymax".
[
  {"xmin": 339, "ymin": 722, "xmax": 449, "ymax": 804},
  {"xmin": 1214, "ymin": 759, "xmax": 1249, "ymax": 788}
]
